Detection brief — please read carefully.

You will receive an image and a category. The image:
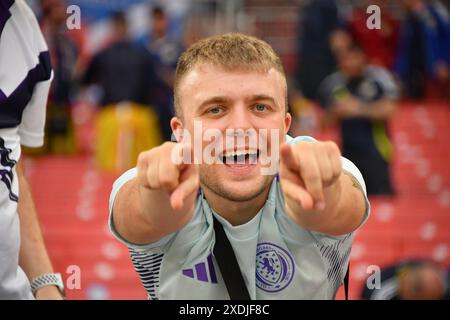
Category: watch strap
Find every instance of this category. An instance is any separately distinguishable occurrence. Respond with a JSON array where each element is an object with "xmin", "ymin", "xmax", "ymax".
[{"xmin": 30, "ymin": 273, "xmax": 65, "ymax": 297}]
